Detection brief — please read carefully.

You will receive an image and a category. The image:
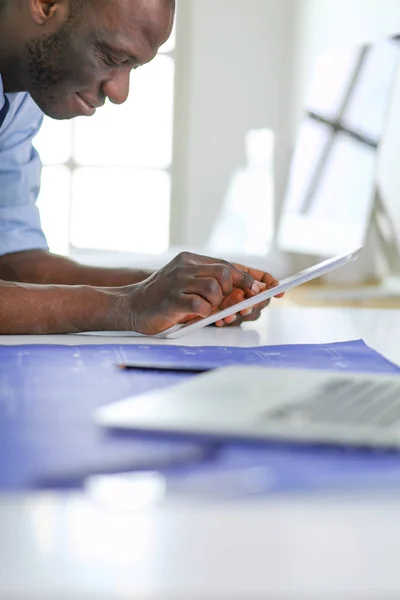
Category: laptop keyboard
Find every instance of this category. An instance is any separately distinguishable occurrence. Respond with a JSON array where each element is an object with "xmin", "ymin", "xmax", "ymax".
[{"xmin": 265, "ymin": 377, "xmax": 400, "ymax": 428}]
